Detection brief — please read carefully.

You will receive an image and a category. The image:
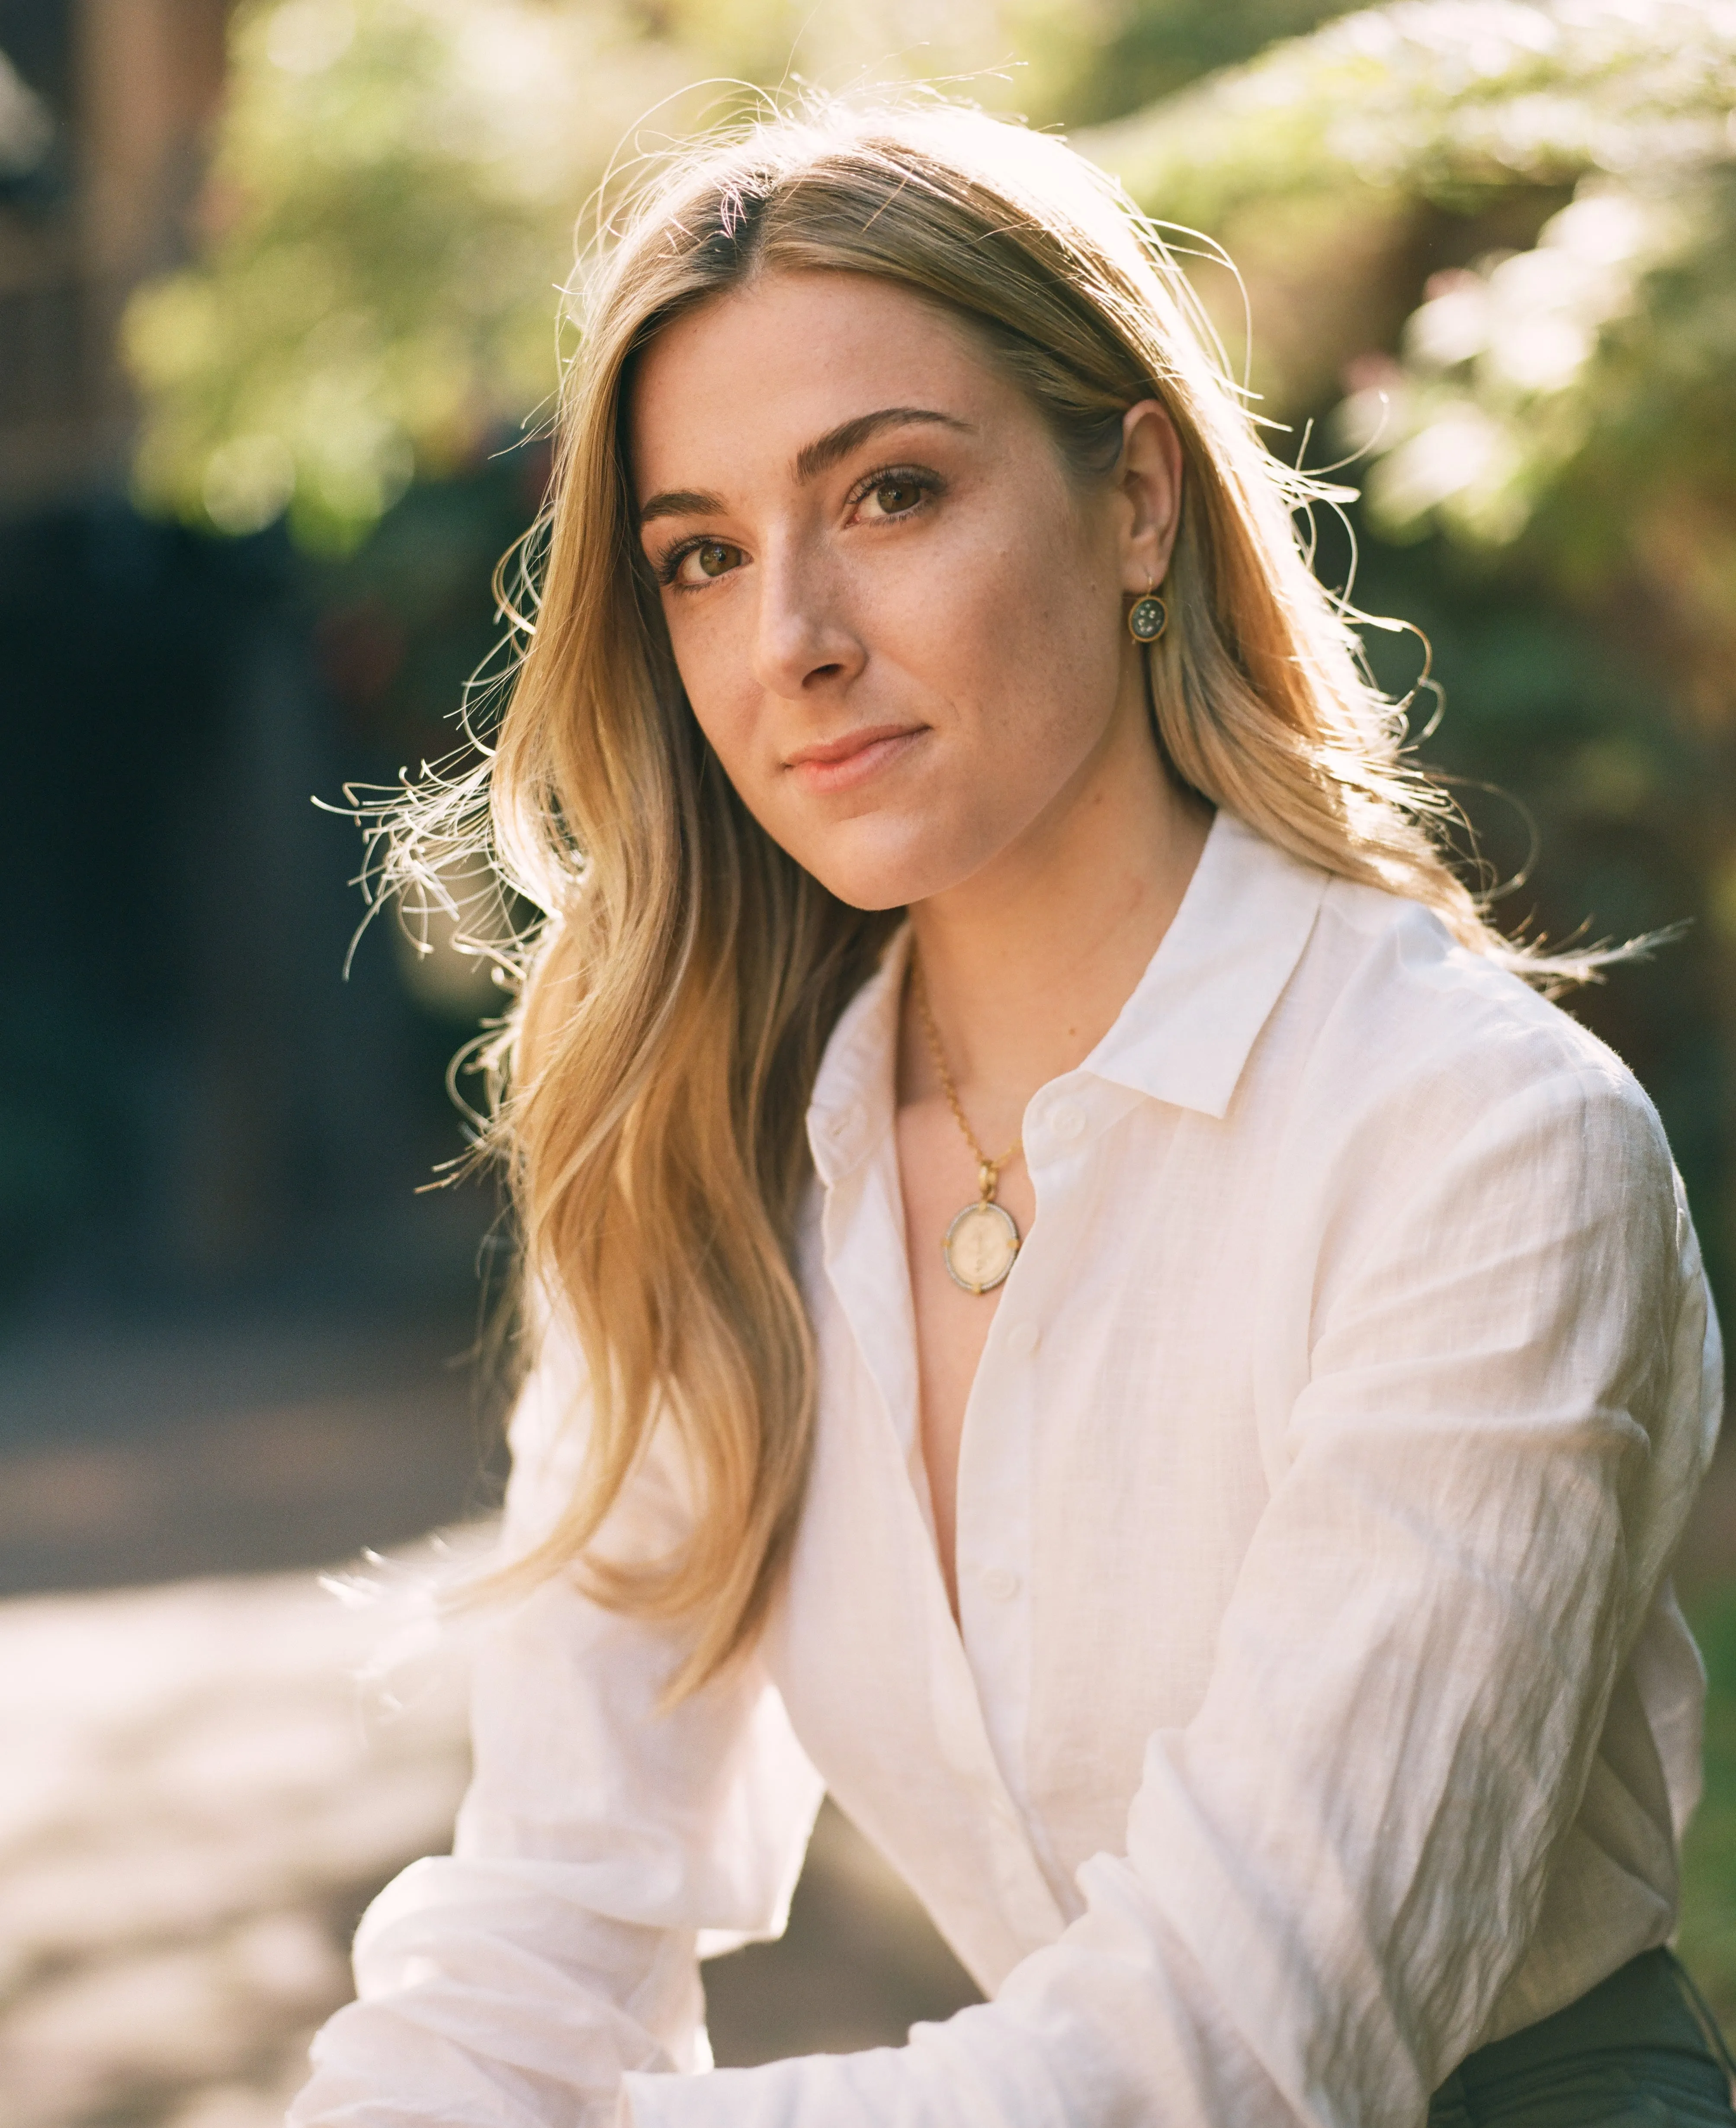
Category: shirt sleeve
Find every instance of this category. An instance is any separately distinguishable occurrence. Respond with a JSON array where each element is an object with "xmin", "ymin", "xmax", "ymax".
[
  {"xmin": 620, "ymin": 1060, "xmax": 1720, "ymax": 2128},
  {"xmin": 286, "ymin": 1313, "xmax": 827, "ymax": 2128}
]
